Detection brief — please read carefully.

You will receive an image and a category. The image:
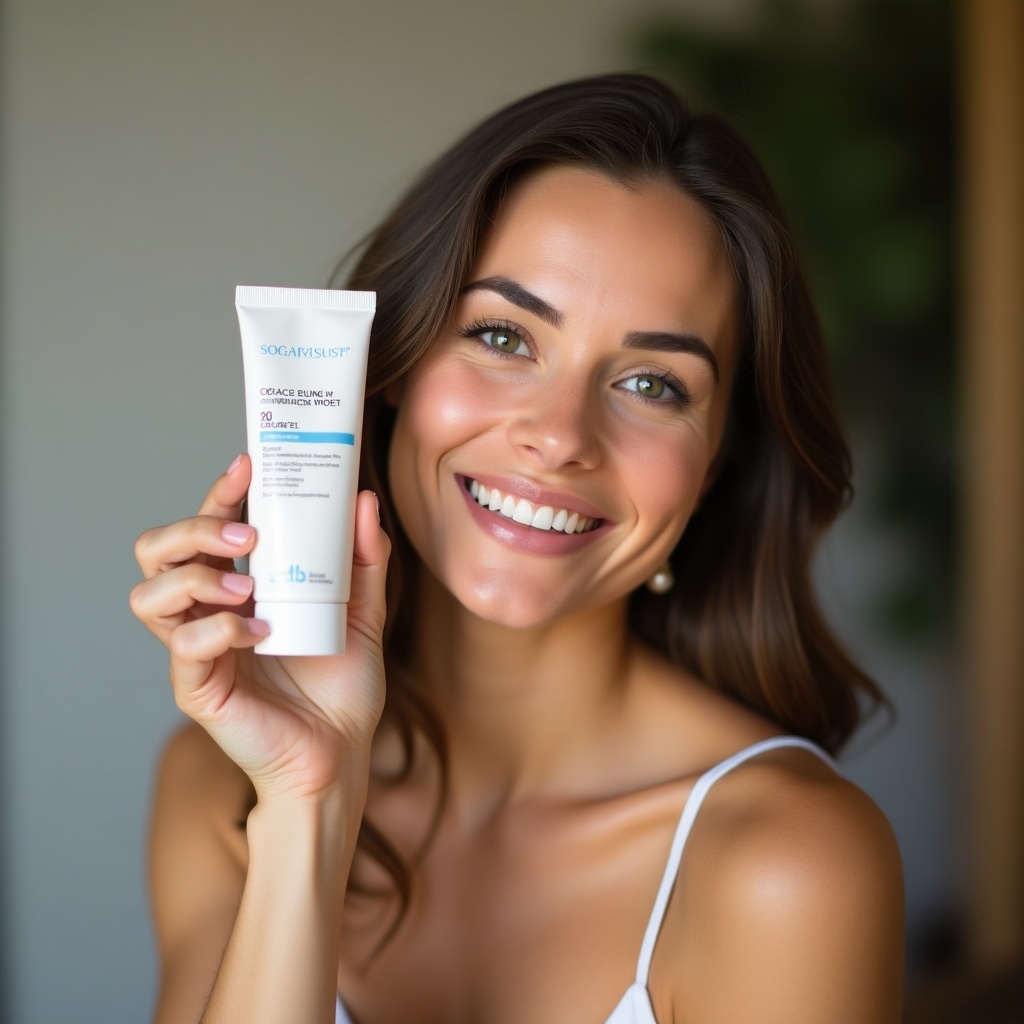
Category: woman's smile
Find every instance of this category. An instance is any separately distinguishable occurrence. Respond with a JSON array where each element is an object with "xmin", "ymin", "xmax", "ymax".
[
  {"xmin": 462, "ymin": 475, "xmax": 606, "ymax": 533},
  {"xmin": 456, "ymin": 473, "xmax": 614, "ymax": 557}
]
